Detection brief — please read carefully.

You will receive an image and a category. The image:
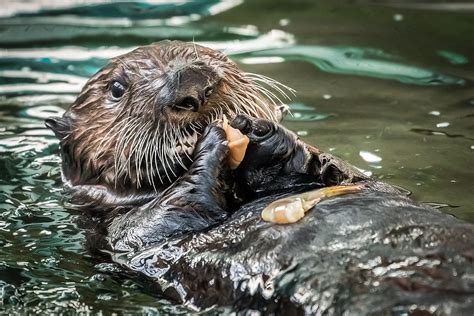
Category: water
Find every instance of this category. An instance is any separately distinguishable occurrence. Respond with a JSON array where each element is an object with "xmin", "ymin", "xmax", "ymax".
[{"xmin": 0, "ymin": 0, "xmax": 473, "ymax": 313}]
